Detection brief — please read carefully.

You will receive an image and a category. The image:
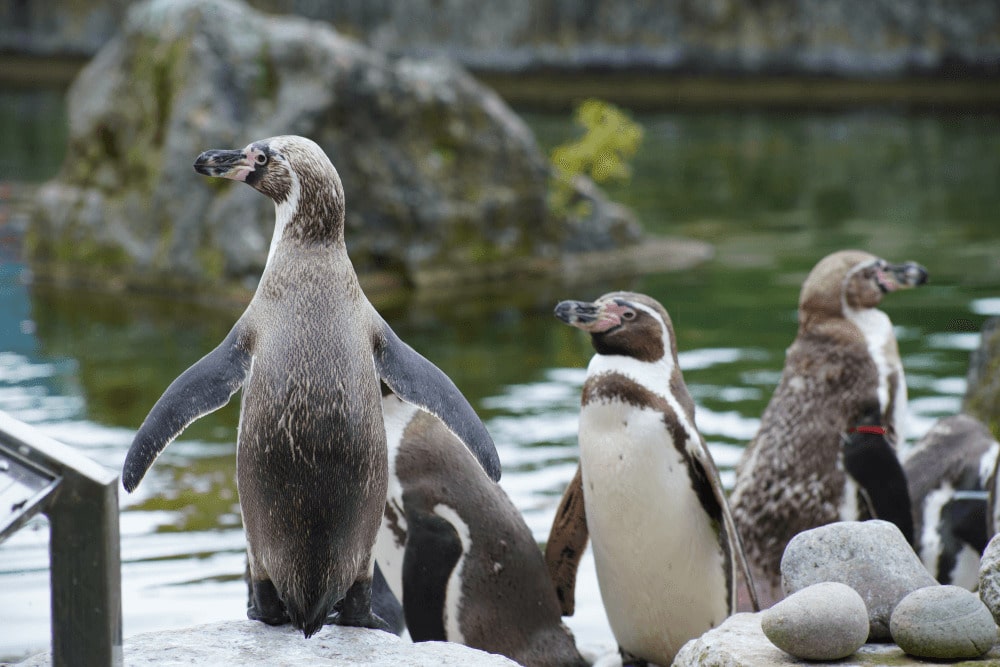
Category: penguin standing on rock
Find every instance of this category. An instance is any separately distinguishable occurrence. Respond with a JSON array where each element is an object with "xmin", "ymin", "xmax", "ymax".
[
  {"xmin": 121, "ymin": 136, "xmax": 500, "ymax": 638},
  {"xmin": 546, "ymin": 291, "xmax": 758, "ymax": 667},
  {"xmin": 375, "ymin": 390, "xmax": 586, "ymax": 667},
  {"xmin": 730, "ymin": 250, "xmax": 927, "ymax": 606}
]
